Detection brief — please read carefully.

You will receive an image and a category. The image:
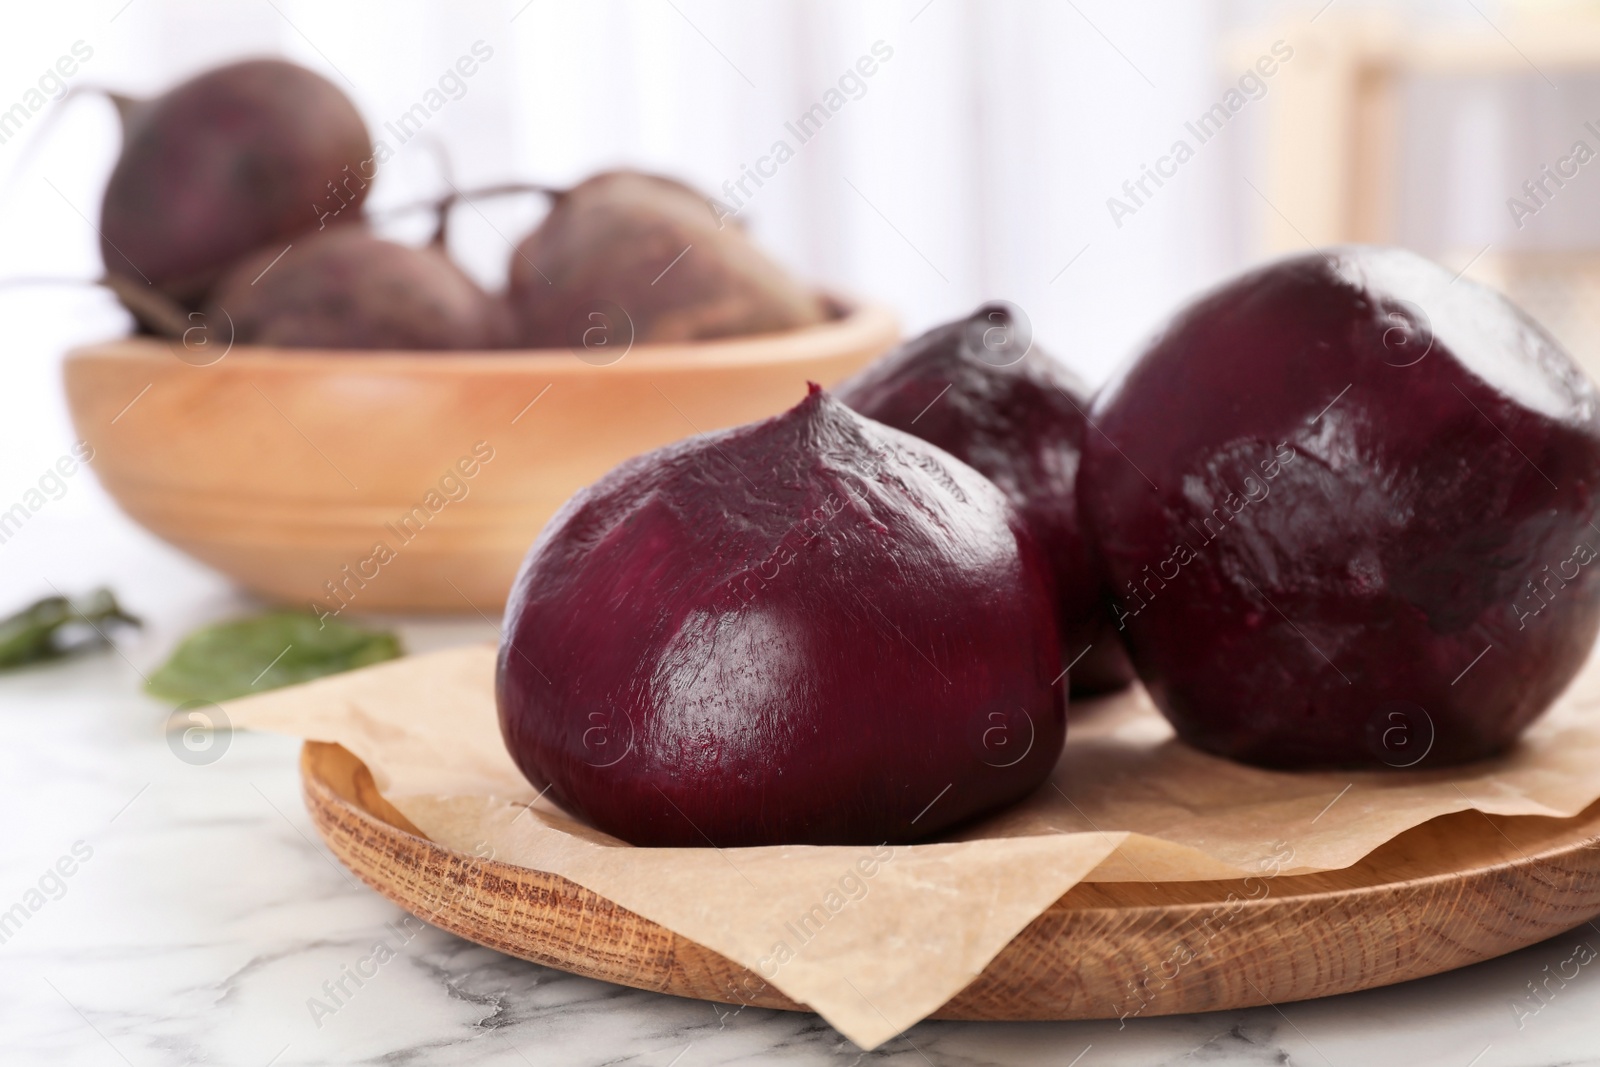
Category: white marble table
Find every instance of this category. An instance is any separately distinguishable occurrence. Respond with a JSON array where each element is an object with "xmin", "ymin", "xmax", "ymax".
[{"xmin": 2, "ymin": 508, "xmax": 1599, "ymax": 1067}]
